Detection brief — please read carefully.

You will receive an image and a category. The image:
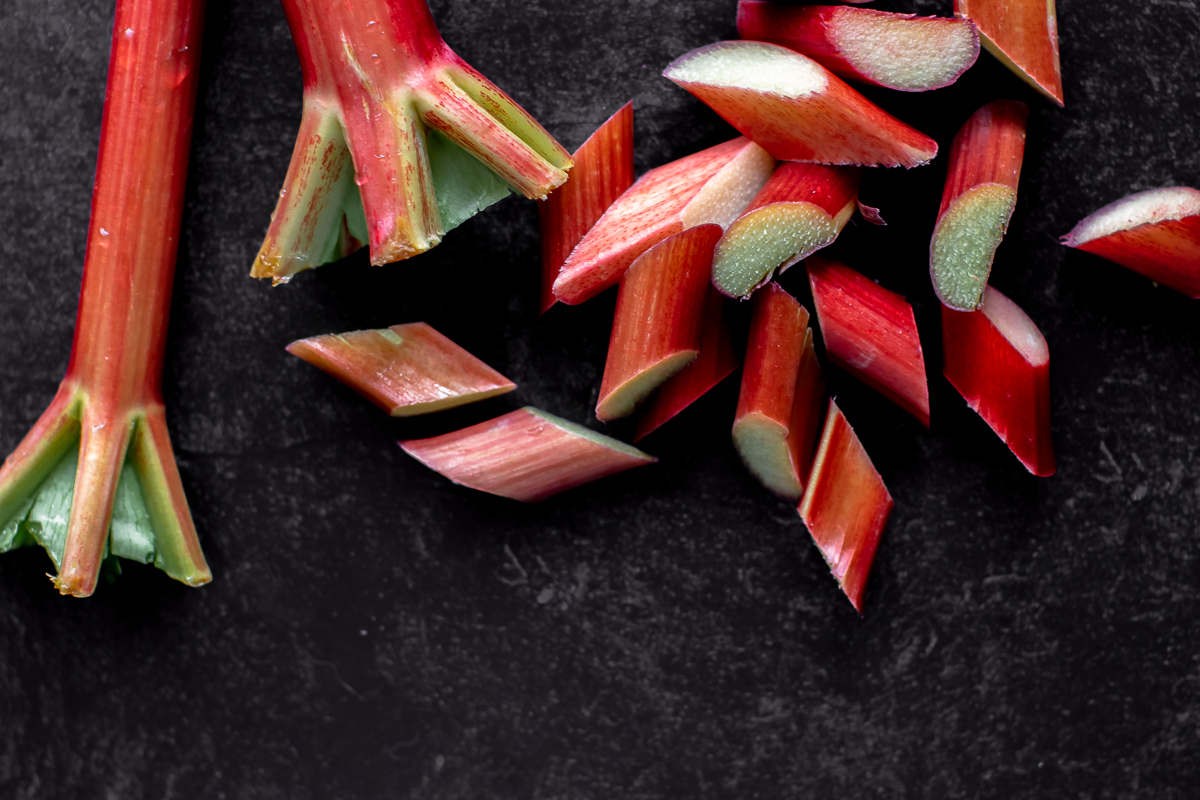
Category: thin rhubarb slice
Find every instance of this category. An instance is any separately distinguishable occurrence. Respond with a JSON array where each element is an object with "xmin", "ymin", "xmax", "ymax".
[
  {"xmin": 663, "ymin": 41, "xmax": 938, "ymax": 168},
  {"xmin": 799, "ymin": 399, "xmax": 893, "ymax": 613},
  {"xmin": 553, "ymin": 137, "xmax": 774, "ymax": 305},
  {"xmin": 930, "ymin": 100, "xmax": 1028, "ymax": 311},
  {"xmin": 251, "ymin": 0, "xmax": 573, "ymax": 283},
  {"xmin": 955, "ymin": 0, "xmax": 1064, "ymax": 106},
  {"xmin": 596, "ymin": 225, "xmax": 722, "ymax": 422},
  {"xmin": 942, "ymin": 286, "xmax": 1055, "ymax": 476},
  {"xmin": 712, "ymin": 162, "xmax": 862, "ymax": 299},
  {"xmin": 634, "ymin": 286, "xmax": 741, "ymax": 441},
  {"xmin": 807, "ymin": 255, "xmax": 930, "ymax": 427},
  {"xmin": 737, "ymin": 2, "xmax": 980, "ymax": 92},
  {"xmin": 287, "ymin": 323, "xmax": 515, "ymax": 416},
  {"xmin": 1062, "ymin": 187, "xmax": 1200, "ymax": 299},
  {"xmin": 732, "ymin": 283, "xmax": 826, "ymax": 500},
  {"xmin": 400, "ymin": 407, "xmax": 656, "ymax": 502},
  {"xmin": 539, "ymin": 102, "xmax": 635, "ymax": 314}
]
